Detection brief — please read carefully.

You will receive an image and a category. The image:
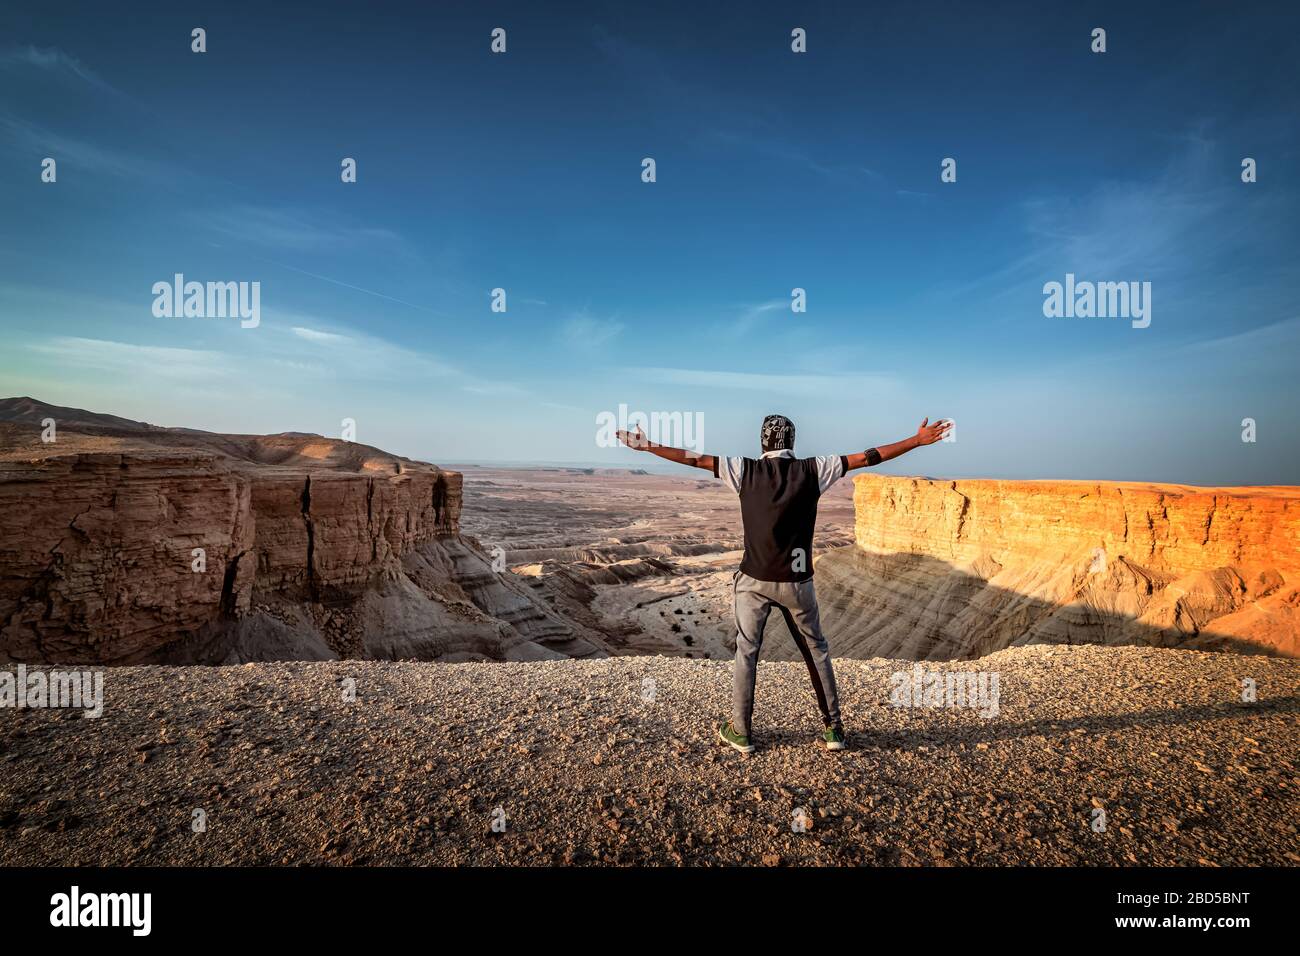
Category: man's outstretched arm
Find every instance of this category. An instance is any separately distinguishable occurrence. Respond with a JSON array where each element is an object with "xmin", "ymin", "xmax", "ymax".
[
  {"xmin": 617, "ymin": 425, "xmax": 716, "ymax": 472},
  {"xmin": 845, "ymin": 418, "xmax": 951, "ymax": 471}
]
